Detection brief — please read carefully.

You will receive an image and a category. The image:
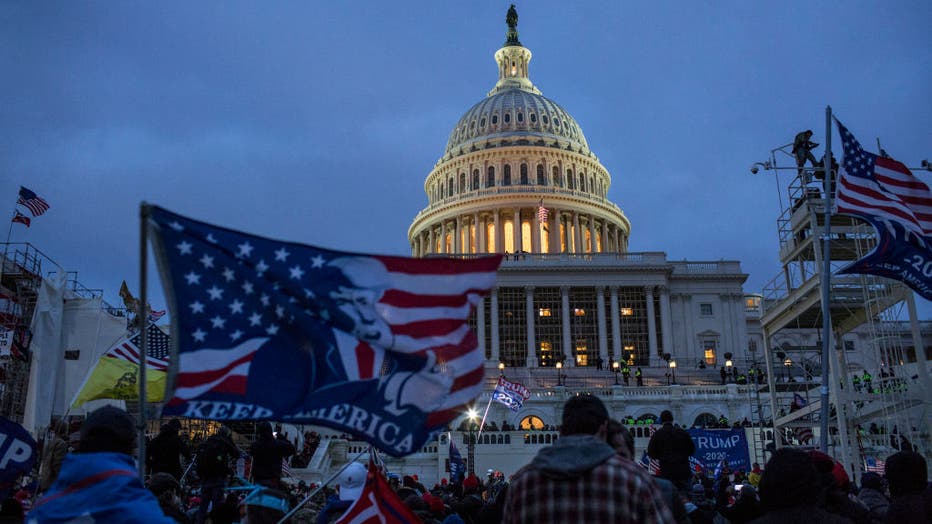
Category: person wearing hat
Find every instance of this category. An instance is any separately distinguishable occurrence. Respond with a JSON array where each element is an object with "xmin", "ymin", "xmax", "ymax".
[
  {"xmin": 792, "ymin": 129, "xmax": 819, "ymax": 179},
  {"xmin": 27, "ymin": 405, "xmax": 175, "ymax": 523},
  {"xmin": 249, "ymin": 421, "xmax": 295, "ymax": 489},
  {"xmin": 885, "ymin": 450, "xmax": 931, "ymax": 524},
  {"xmin": 856, "ymin": 471, "xmax": 889, "ymax": 522},
  {"xmin": 147, "ymin": 419, "xmax": 191, "ymax": 481},
  {"xmin": 194, "ymin": 426, "xmax": 239, "ymax": 524},
  {"xmin": 316, "ymin": 462, "xmax": 367, "ymax": 524}
]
